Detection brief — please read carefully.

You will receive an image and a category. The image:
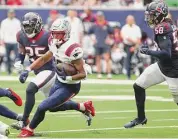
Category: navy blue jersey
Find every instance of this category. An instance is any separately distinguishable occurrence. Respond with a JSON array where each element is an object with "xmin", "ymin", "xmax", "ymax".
[
  {"xmin": 154, "ymin": 19, "xmax": 178, "ymax": 78},
  {"xmin": 17, "ymin": 30, "xmax": 54, "ymax": 74}
]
